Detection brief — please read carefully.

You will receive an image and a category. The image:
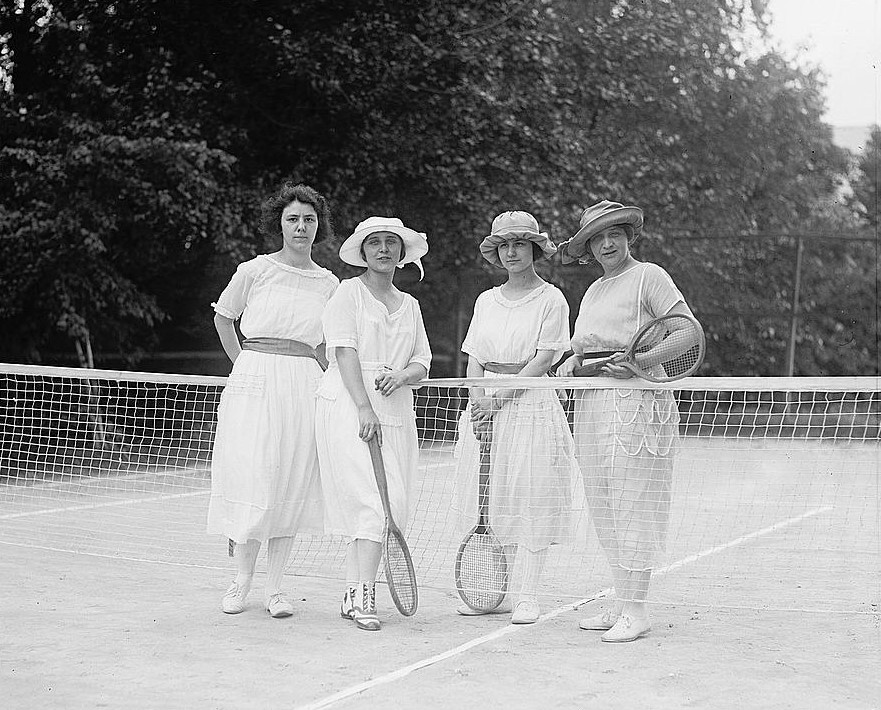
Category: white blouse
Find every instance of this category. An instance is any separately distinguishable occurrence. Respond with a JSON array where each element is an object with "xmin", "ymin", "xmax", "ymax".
[
  {"xmin": 462, "ymin": 283, "xmax": 570, "ymax": 365},
  {"xmin": 213, "ymin": 255, "xmax": 339, "ymax": 347}
]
